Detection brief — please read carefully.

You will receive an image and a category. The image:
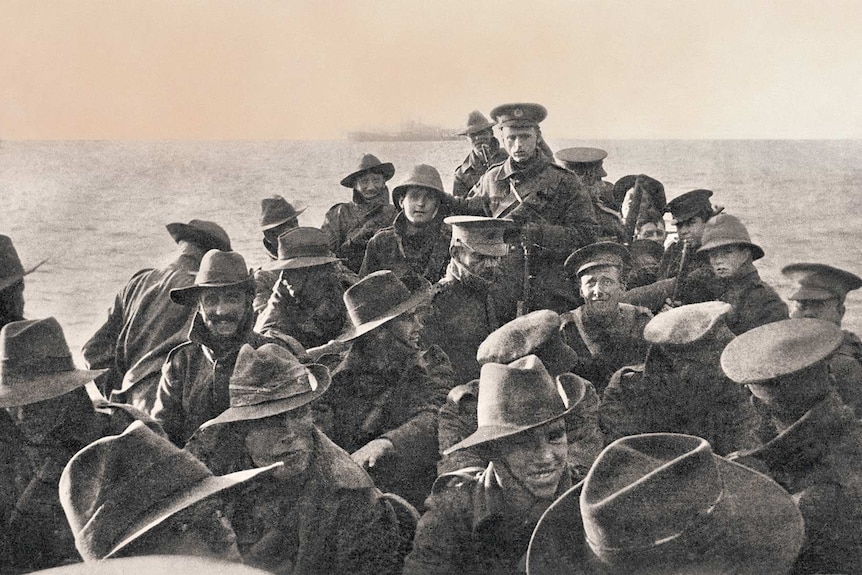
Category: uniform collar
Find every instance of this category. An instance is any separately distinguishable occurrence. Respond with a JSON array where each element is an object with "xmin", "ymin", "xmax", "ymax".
[{"xmin": 495, "ymin": 153, "xmax": 549, "ymax": 181}]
